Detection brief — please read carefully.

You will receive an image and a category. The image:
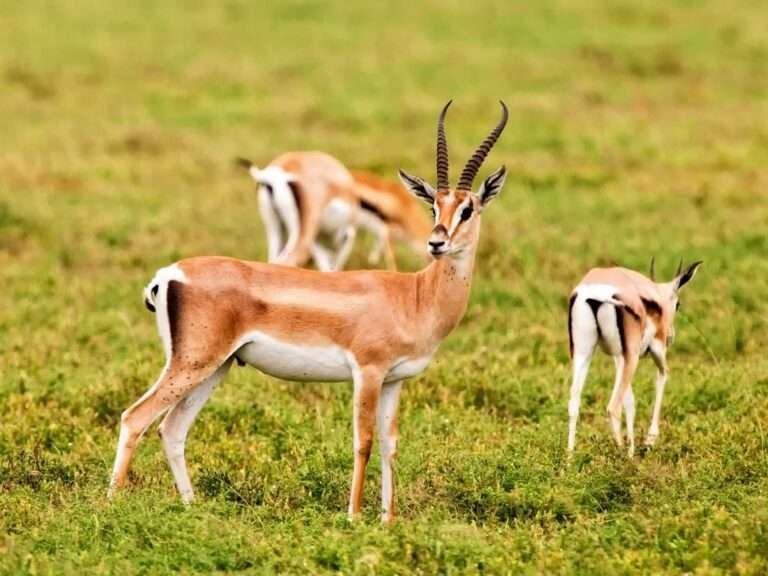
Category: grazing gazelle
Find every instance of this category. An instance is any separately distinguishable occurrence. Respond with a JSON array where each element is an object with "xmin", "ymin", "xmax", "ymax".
[
  {"xmin": 109, "ymin": 101, "xmax": 509, "ymax": 522},
  {"xmin": 567, "ymin": 259, "xmax": 702, "ymax": 456},
  {"xmin": 238, "ymin": 152, "xmax": 431, "ymax": 271}
]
